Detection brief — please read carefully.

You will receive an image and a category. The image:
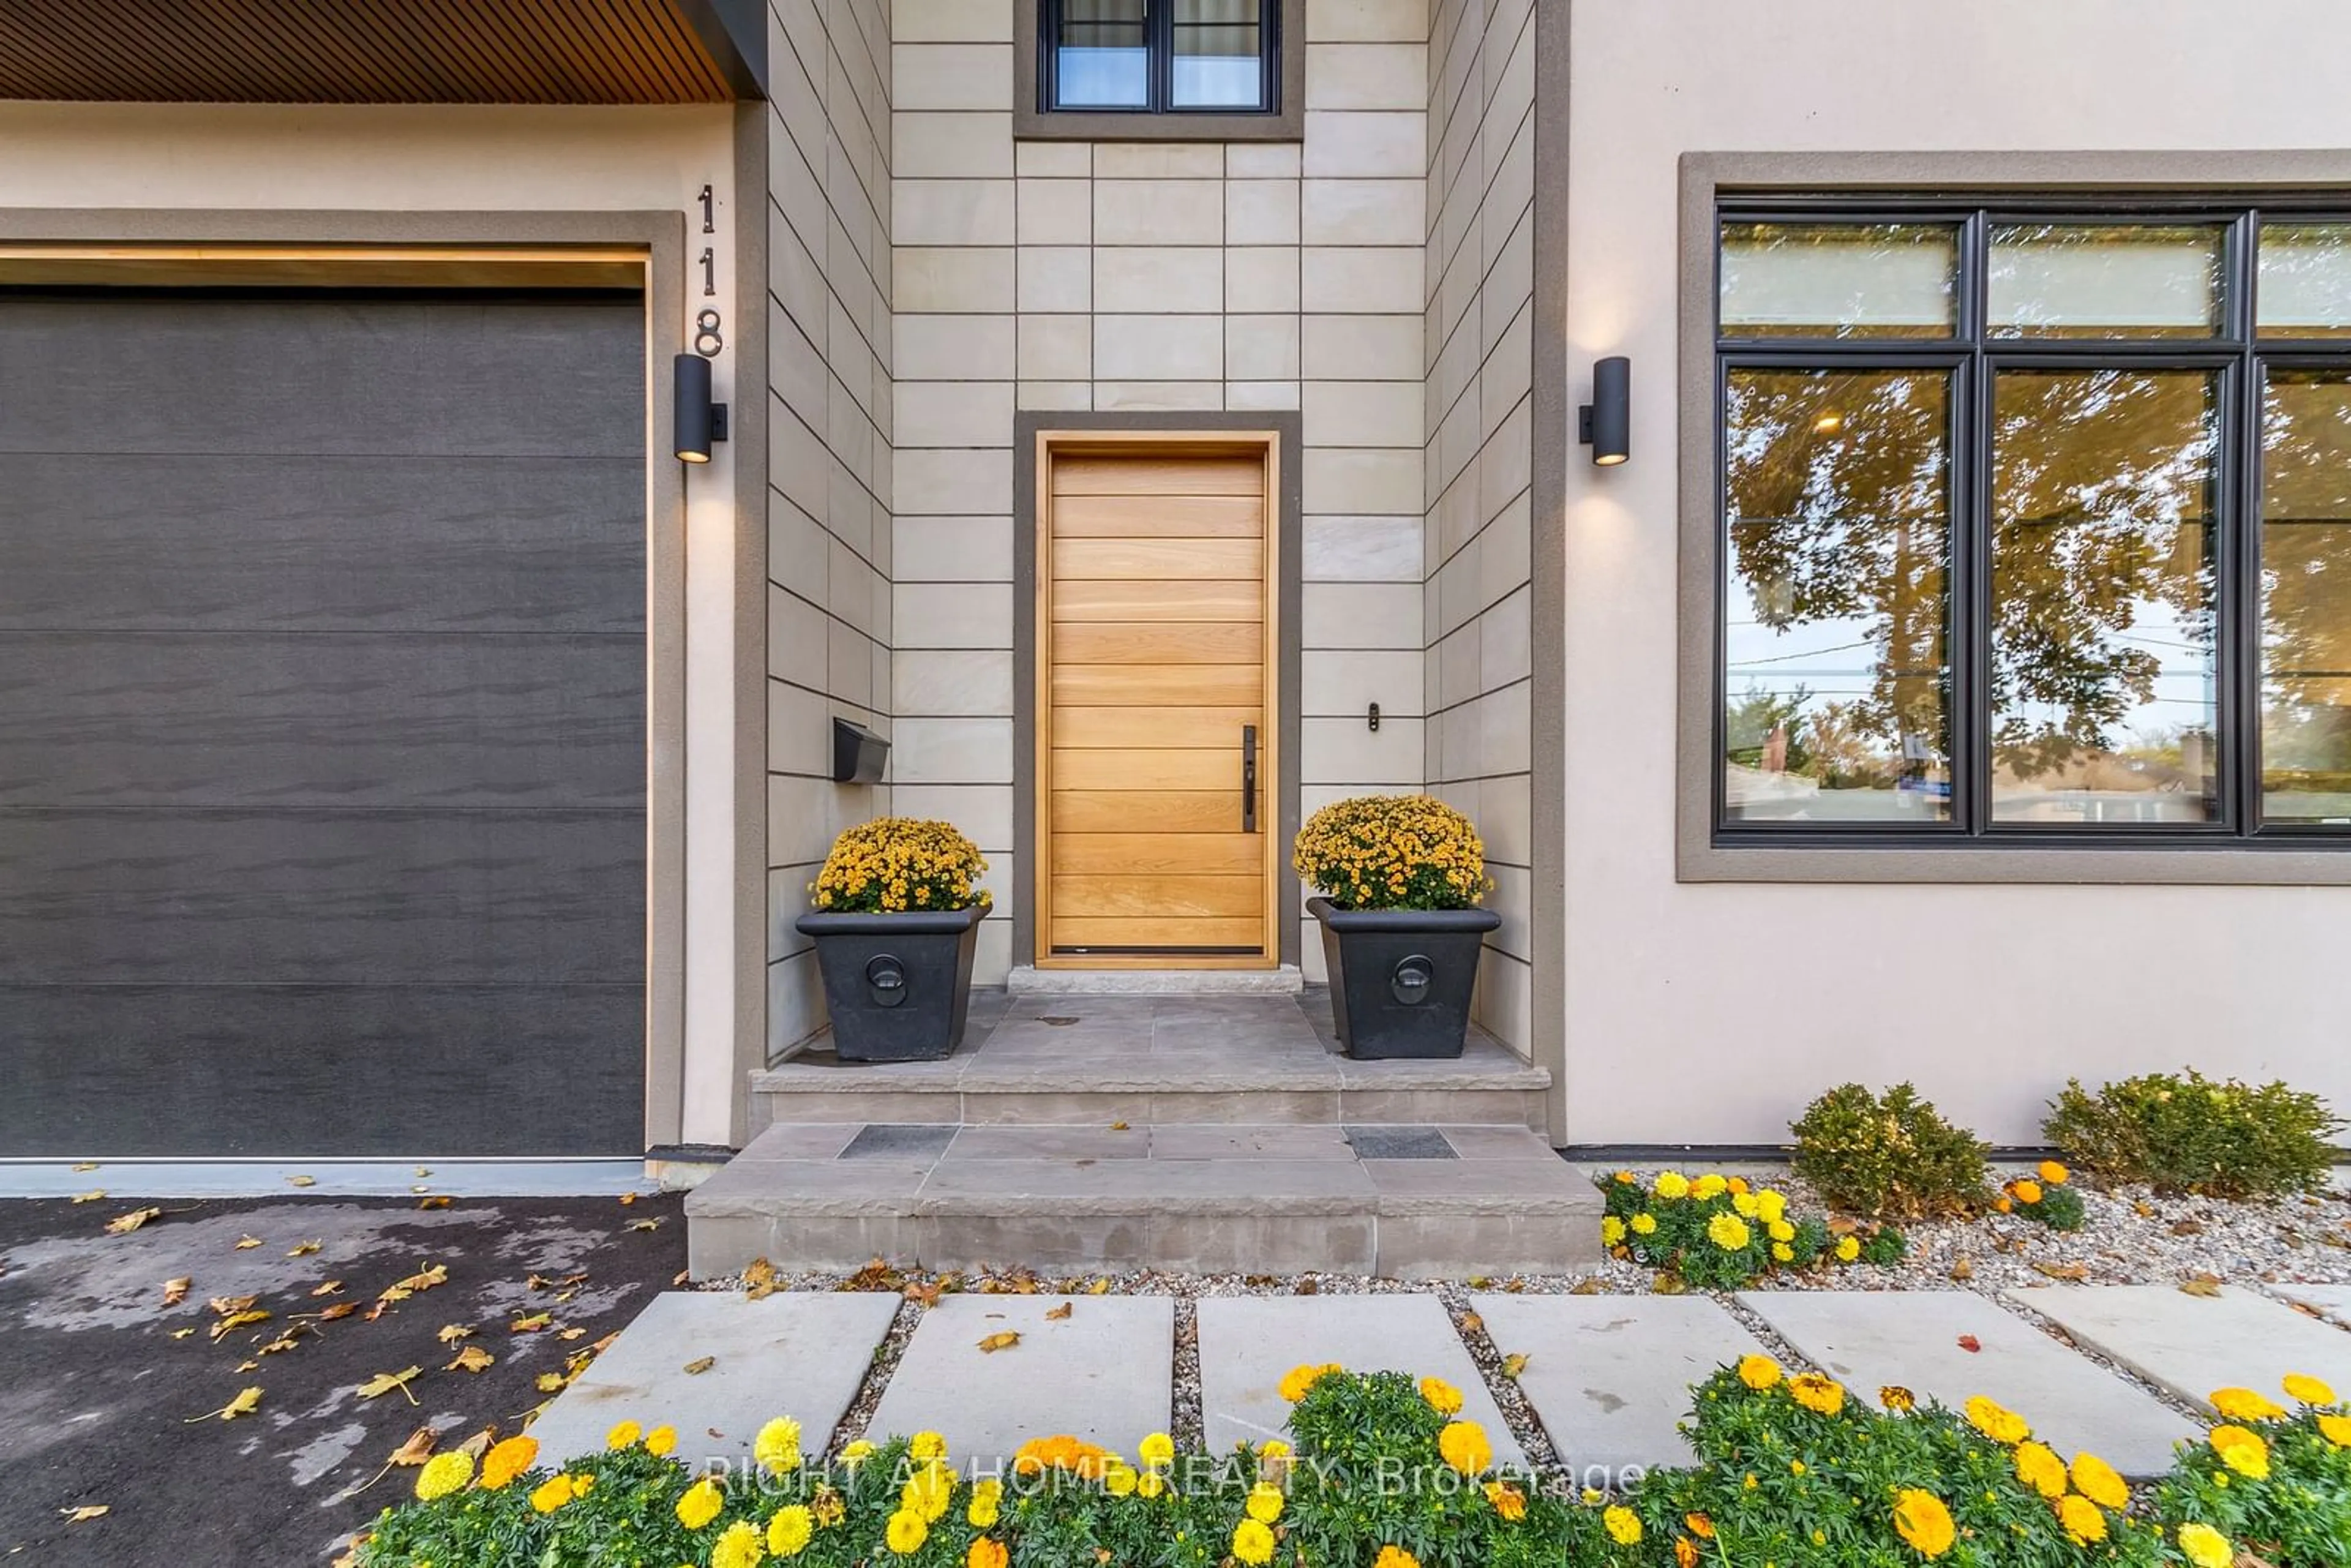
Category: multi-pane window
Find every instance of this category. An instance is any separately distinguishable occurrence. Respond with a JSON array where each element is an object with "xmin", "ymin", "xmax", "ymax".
[
  {"xmin": 1715, "ymin": 206, "xmax": 2351, "ymax": 841},
  {"xmin": 1046, "ymin": 0, "xmax": 1275, "ymax": 114}
]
